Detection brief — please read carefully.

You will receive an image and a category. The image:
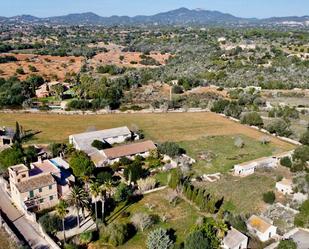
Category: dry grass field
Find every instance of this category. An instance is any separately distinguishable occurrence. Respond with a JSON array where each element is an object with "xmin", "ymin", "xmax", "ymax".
[
  {"xmin": 0, "ymin": 229, "xmax": 17, "ymax": 249},
  {"xmin": 0, "ymin": 112, "xmax": 294, "ymax": 151},
  {"xmin": 0, "ymin": 53, "xmax": 83, "ymax": 81}
]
